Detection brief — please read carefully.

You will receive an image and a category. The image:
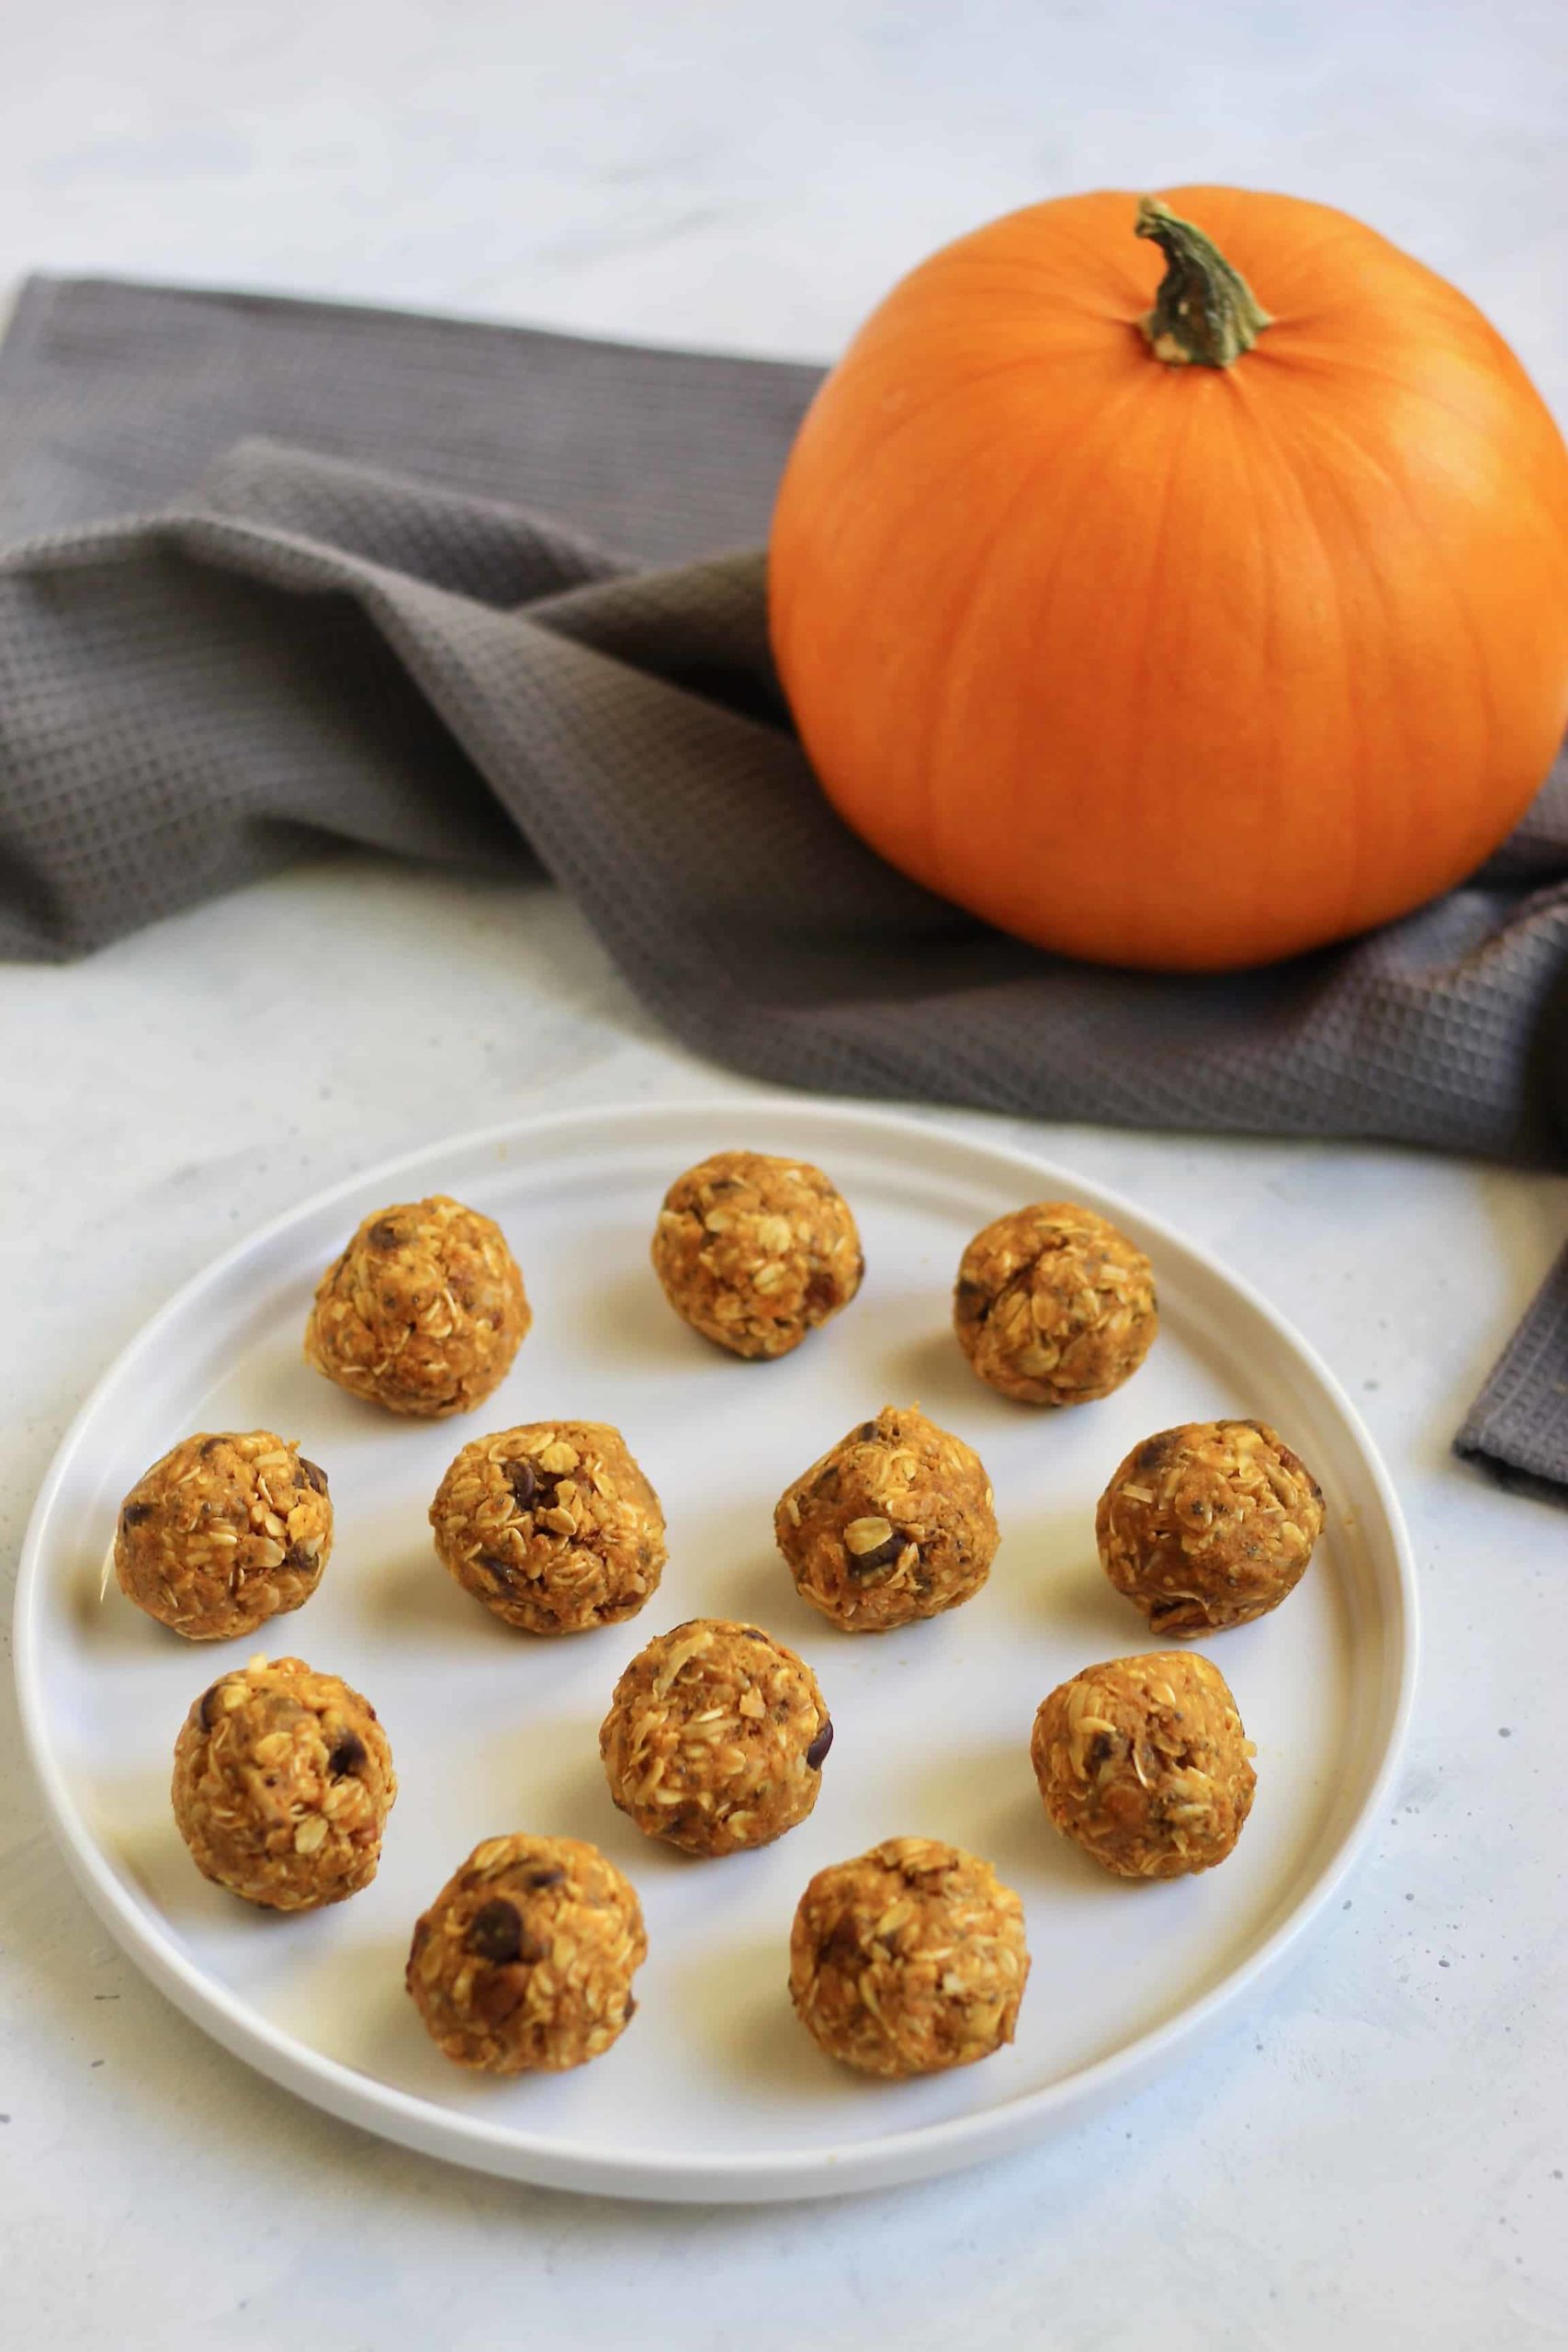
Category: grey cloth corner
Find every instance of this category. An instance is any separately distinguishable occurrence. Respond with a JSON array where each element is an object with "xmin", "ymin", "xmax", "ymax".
[
  {"xmin": 1454, "ymin": 1243, "xmax": 1568, "ymax": 1500},
  {"xmin": 1, "ymin": 274, "xmax": 1564, "ymax": 1497}
]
